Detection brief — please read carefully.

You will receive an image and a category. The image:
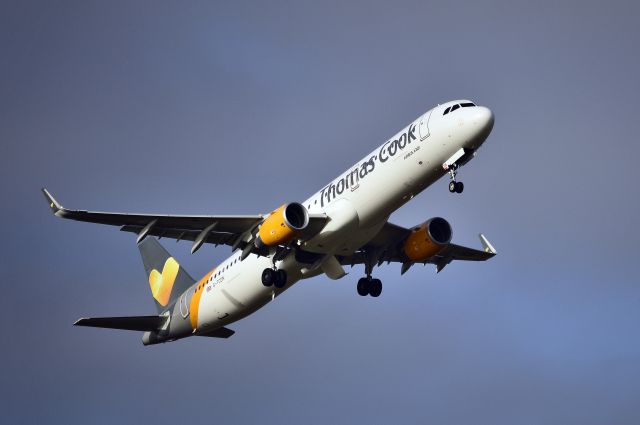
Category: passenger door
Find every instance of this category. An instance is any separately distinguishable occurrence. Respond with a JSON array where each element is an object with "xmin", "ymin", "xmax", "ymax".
[{"xmin": 419, "ymin": 109, "xmax": 432, "ymax": 141}]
